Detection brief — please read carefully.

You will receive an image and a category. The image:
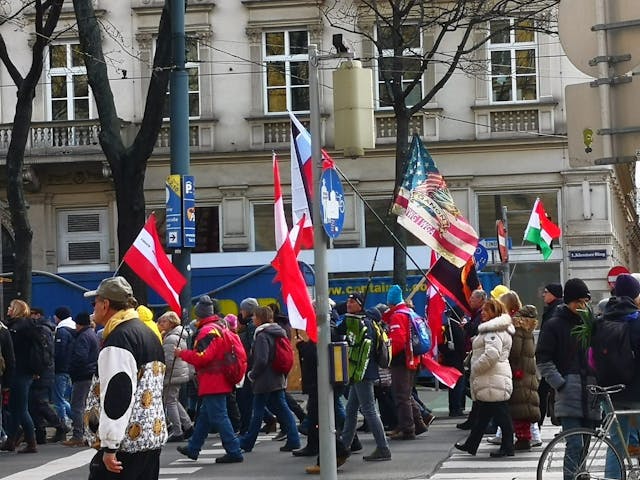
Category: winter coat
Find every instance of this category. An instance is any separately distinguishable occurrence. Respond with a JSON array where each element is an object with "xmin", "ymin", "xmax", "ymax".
[
  {"xmin": 536, "ymin": 305, "xmax": 601, "ymax": 421},
  {"xmin": 162, "ymin": 325, "xmax": 191, "ymax": 386},
  {"xmin": 69, "ymin": 326, "xmax": 99, "ymax": 382},
  {"xmin": 55, "ymin": 318, "xmax": 76, "ymax": 374},
  {"xmin": 542, "ymin": 298, "xmax": 563, "ymax": 326},
  {"xmin": 470, "ymin": 313, "xmax": 515, "ymax": 403},
  {"xmin": 439, "ymin": 316, "xmax": 465, "ymax": 372},
  {"xmin": 178, "ymin": 315, "xmax": 234, "ymax": 396},
  {"xmin": 0, "ymin": 321, "xmax": 15, "ymax": 386},
  {"xmin": 384, "ymin": 303, "xmax": 419, "ymax": 370},
  {"xmin": 336, "ymin": 313, "xmax": 380, "ymax": 382},
  {"xmin": 7, "ymin": 316, "xmax": 40, "ymax": 376},
  {"xmin": 248, "ymin": 323, "xmax": 288, "ymax": 394},
  {"xmin": 297, "ymin": 339, "xmax": 317, "ymax": 394},
  {"xmin": 508, "ymin": 313, "xmax": 540, "ymax": 422},
  {"xmin": 601, "ymin": 296, "xmax": 640, "ymax": 408}
]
